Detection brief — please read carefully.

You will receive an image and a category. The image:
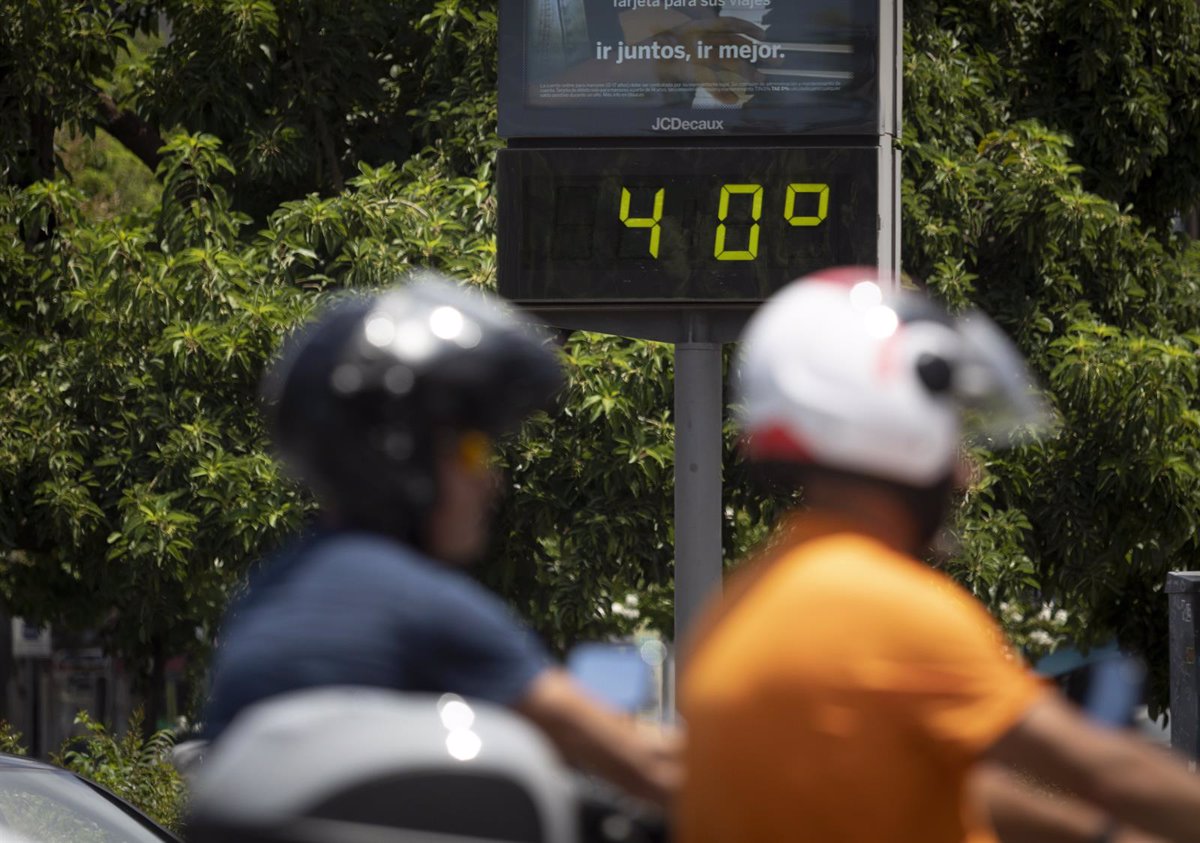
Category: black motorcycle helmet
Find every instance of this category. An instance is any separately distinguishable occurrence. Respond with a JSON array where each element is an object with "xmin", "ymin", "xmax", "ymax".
[{"xmin": 262, "ymin": 271, "xmax": 564, "ymax": 545}]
